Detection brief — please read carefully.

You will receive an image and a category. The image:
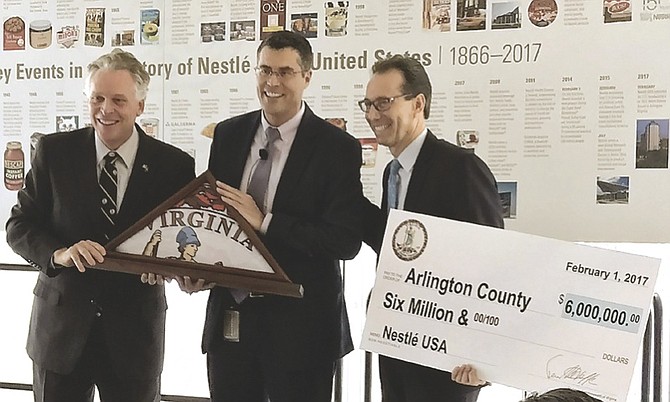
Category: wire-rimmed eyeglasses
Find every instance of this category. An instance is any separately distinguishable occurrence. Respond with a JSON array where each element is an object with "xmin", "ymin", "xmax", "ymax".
[{"xmin": 254, "ymin": 66, "xmax": 304, "ymax": 80}]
